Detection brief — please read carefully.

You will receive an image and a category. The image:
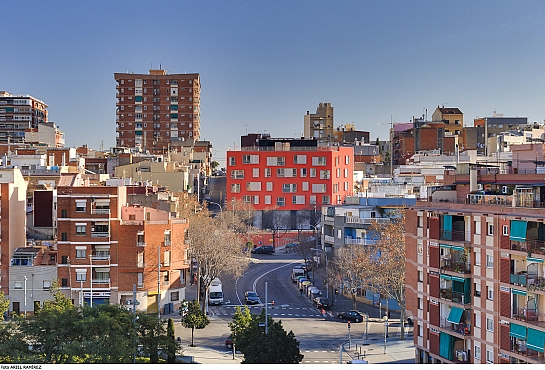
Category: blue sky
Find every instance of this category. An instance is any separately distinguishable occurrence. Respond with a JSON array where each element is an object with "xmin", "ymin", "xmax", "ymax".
[{"xmin": 2, "ymin": 1, "xmax": 545, "ymax": 166}]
